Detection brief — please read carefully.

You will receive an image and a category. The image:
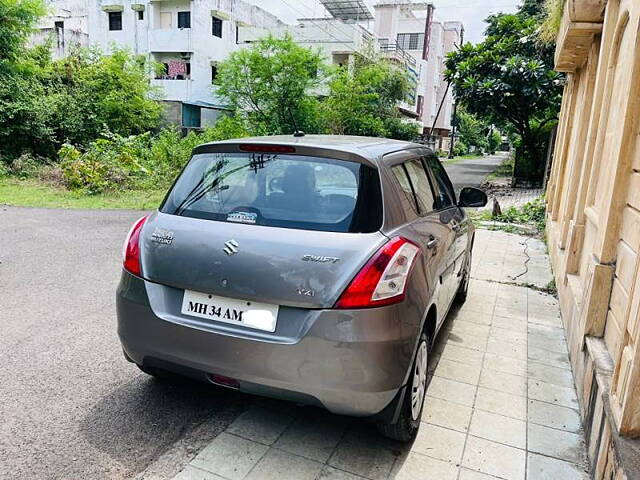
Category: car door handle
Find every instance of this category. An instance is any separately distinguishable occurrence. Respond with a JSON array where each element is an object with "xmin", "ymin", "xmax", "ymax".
[{"xmin": 427, "ymin": 238, "xmax": 439, "ymax": 250}]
